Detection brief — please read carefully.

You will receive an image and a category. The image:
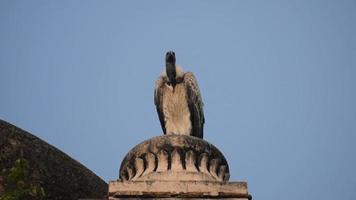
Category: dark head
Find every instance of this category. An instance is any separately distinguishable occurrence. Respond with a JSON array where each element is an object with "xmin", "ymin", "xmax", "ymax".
[
  {"xmin": 165, "ymin": 51, "xmax": 176, "ymax": 64},
  {"xmin": 165, "ymin": 51, "xmax": 176, "ymax": 86}
]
